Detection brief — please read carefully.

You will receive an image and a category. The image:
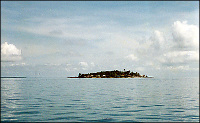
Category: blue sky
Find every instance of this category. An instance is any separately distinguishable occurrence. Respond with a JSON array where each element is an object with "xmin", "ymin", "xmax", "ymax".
[{"xmin": 1, "ymin": 1, "xmax": 199, "ymax": 78}]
